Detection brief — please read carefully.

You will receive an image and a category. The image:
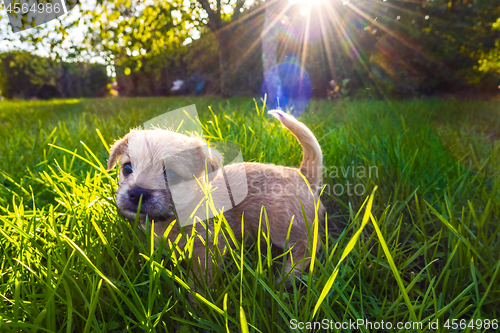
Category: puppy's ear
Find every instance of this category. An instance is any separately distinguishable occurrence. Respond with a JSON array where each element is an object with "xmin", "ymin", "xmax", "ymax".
[
  {"xmin": 204, "ymin": 146, "xmax": 223, "ymax": 172},
  {"xmin": 107, "ymin": 135, "xmax": 130, "ymax": 171},
  {"xmin": 193, "ymin": 139, "xmax": 223, "ymax": 173}
]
